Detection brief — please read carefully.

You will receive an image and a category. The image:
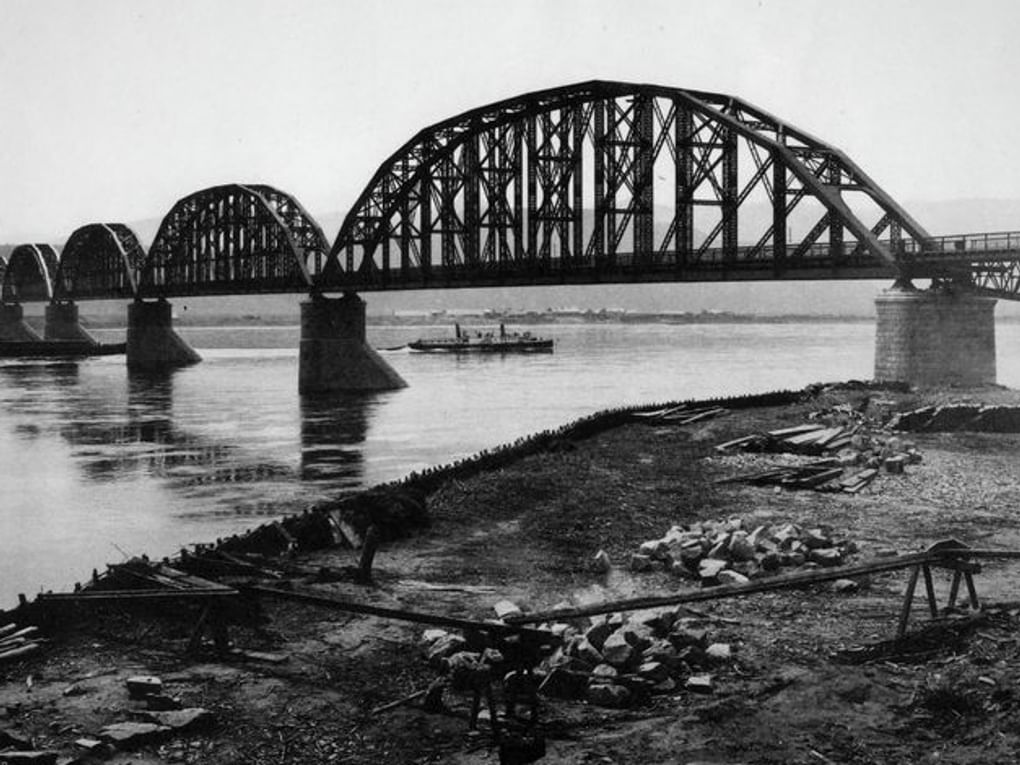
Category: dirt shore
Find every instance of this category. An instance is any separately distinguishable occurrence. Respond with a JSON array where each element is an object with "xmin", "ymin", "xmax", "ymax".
[{"xmin": 4, "ymin": 383, "xmax": 1020, "ymax": 764}]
